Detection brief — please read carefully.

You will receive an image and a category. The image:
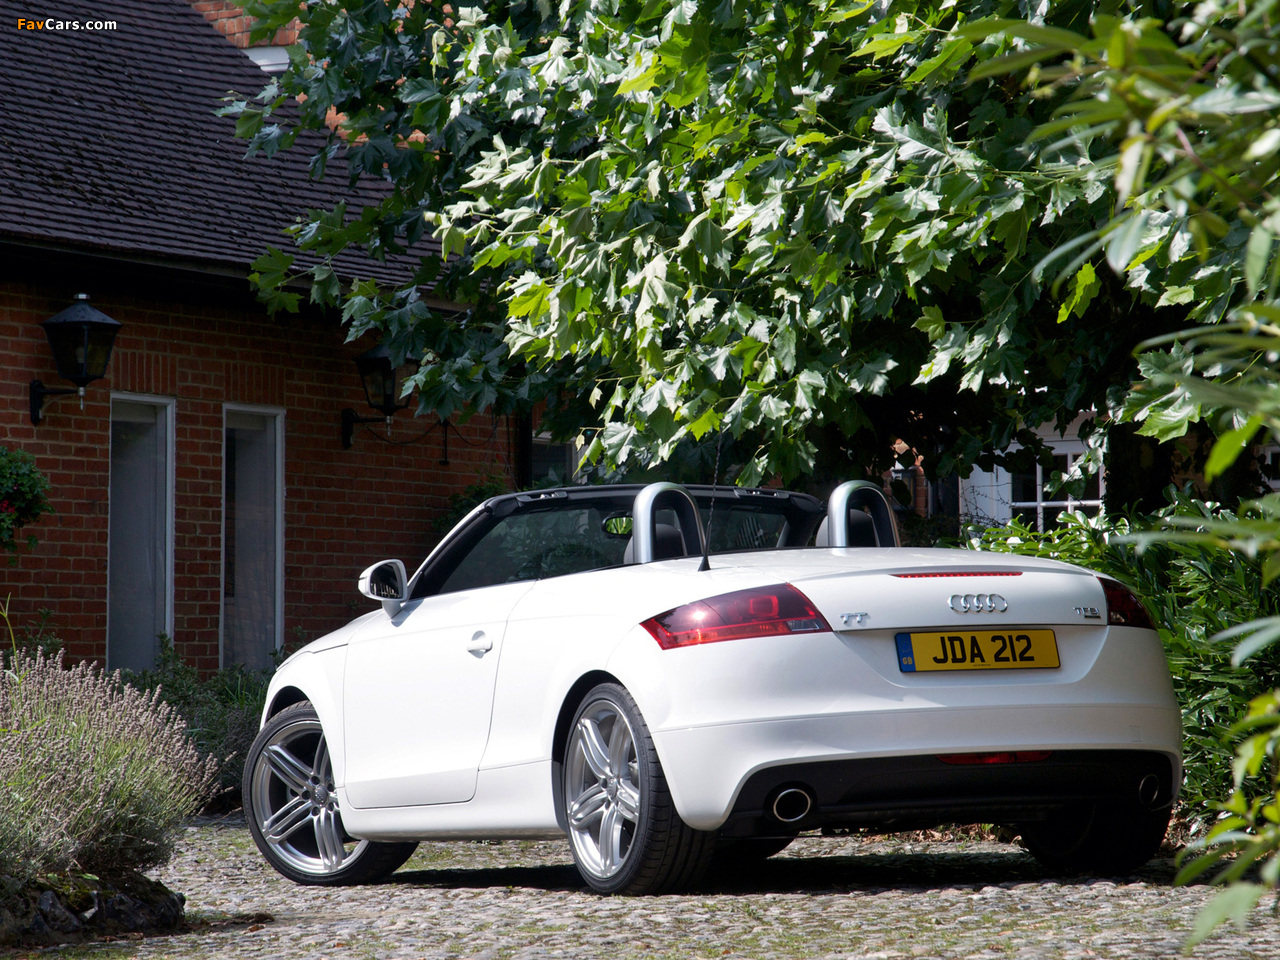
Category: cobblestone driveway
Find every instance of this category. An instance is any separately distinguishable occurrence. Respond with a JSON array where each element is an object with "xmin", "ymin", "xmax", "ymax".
[{"xmin": 63, "ymin": 817, "xmax": 1280, "ymax": 959}]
